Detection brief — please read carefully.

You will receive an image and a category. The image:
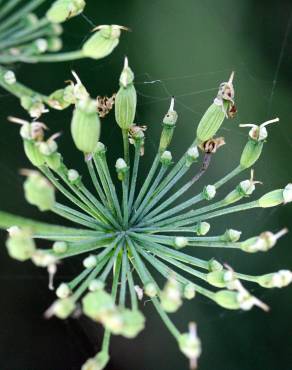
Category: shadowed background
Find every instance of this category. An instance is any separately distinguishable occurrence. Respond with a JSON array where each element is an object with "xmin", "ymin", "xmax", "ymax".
[{"xmin": 0, "ymin": 0, "xmax": 291, "ymax": 369}]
